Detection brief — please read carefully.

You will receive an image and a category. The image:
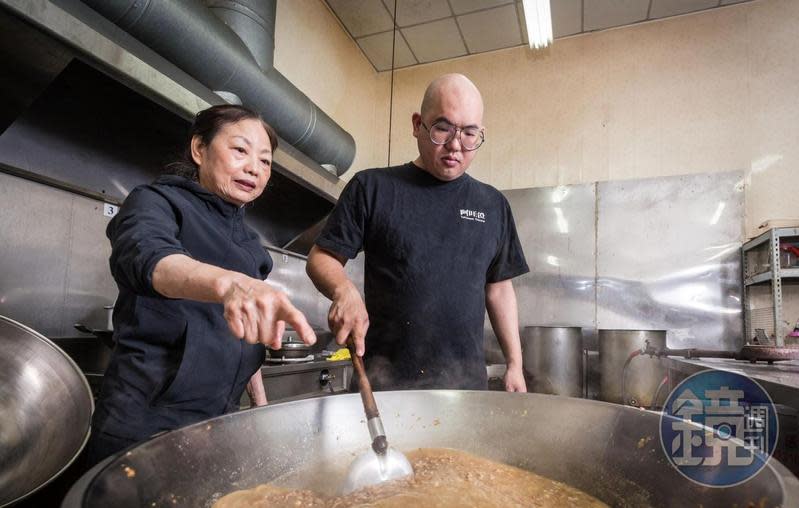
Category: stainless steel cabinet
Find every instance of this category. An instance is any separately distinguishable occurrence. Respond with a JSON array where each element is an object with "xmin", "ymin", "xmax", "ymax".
[{"xmin": 240, "ymin": 360, "xmax": 353, "ymax": 407}]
